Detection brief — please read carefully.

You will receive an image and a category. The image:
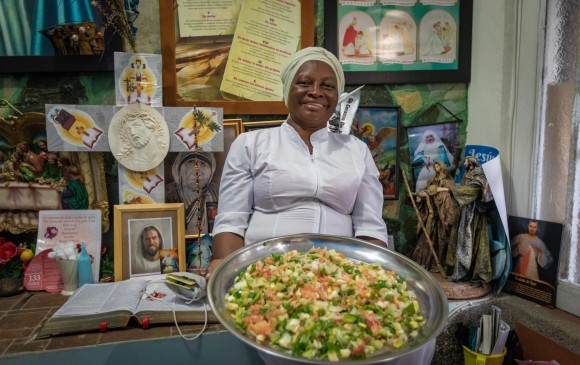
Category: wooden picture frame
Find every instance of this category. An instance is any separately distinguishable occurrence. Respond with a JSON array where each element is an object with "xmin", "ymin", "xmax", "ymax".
[
  {"xmin": 159, "ymin": 0, "xmax": 315, "ymax": 114},
  {"xmin": 351, "ymin": 106, "xmax": 400, "ymax": 199},
  {"xmin": 243, "ymin": 120, "xmax": 285, "ymax": 132},
  {"xmin": 324, "ymin": 0, "xmax": 473, "ymax": 84},
  {"xmin": 0, "ymin": 1, "xmax": 123, "ymax": 73},
  {"xmin": 164, "ymin": 119, "xmax": 243, "ymax": 235},
  {"xmin": 114, "ymin": 203, "xmax": 185, "ymax": 281}
]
